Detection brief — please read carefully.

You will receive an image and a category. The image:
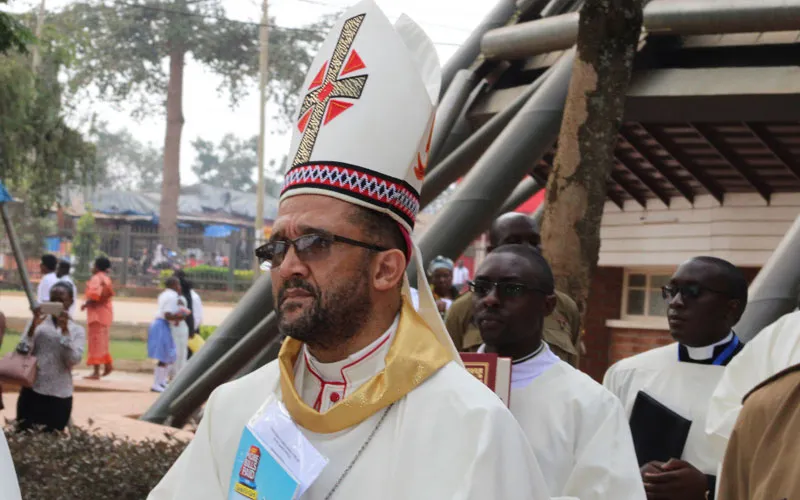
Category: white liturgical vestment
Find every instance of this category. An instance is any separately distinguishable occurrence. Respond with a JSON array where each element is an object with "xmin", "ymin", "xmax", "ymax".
[
  {"xmin": 510, "ymin": 344, "xmax": 645, "ymax": 500},
  {"xmin": 706, "ymin": 311, "xmax": 800, "ymax": 462},
  {"xmin": 603, "ymin": 343, "xmax": 727, "ymax": 476},
  {"xmin": 1, "ymin": 429, "xmax": 22, "ymax": 500},
  {"xmin": 149, "ymin": 317, "xmax": 555, "ymax": 500}
]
